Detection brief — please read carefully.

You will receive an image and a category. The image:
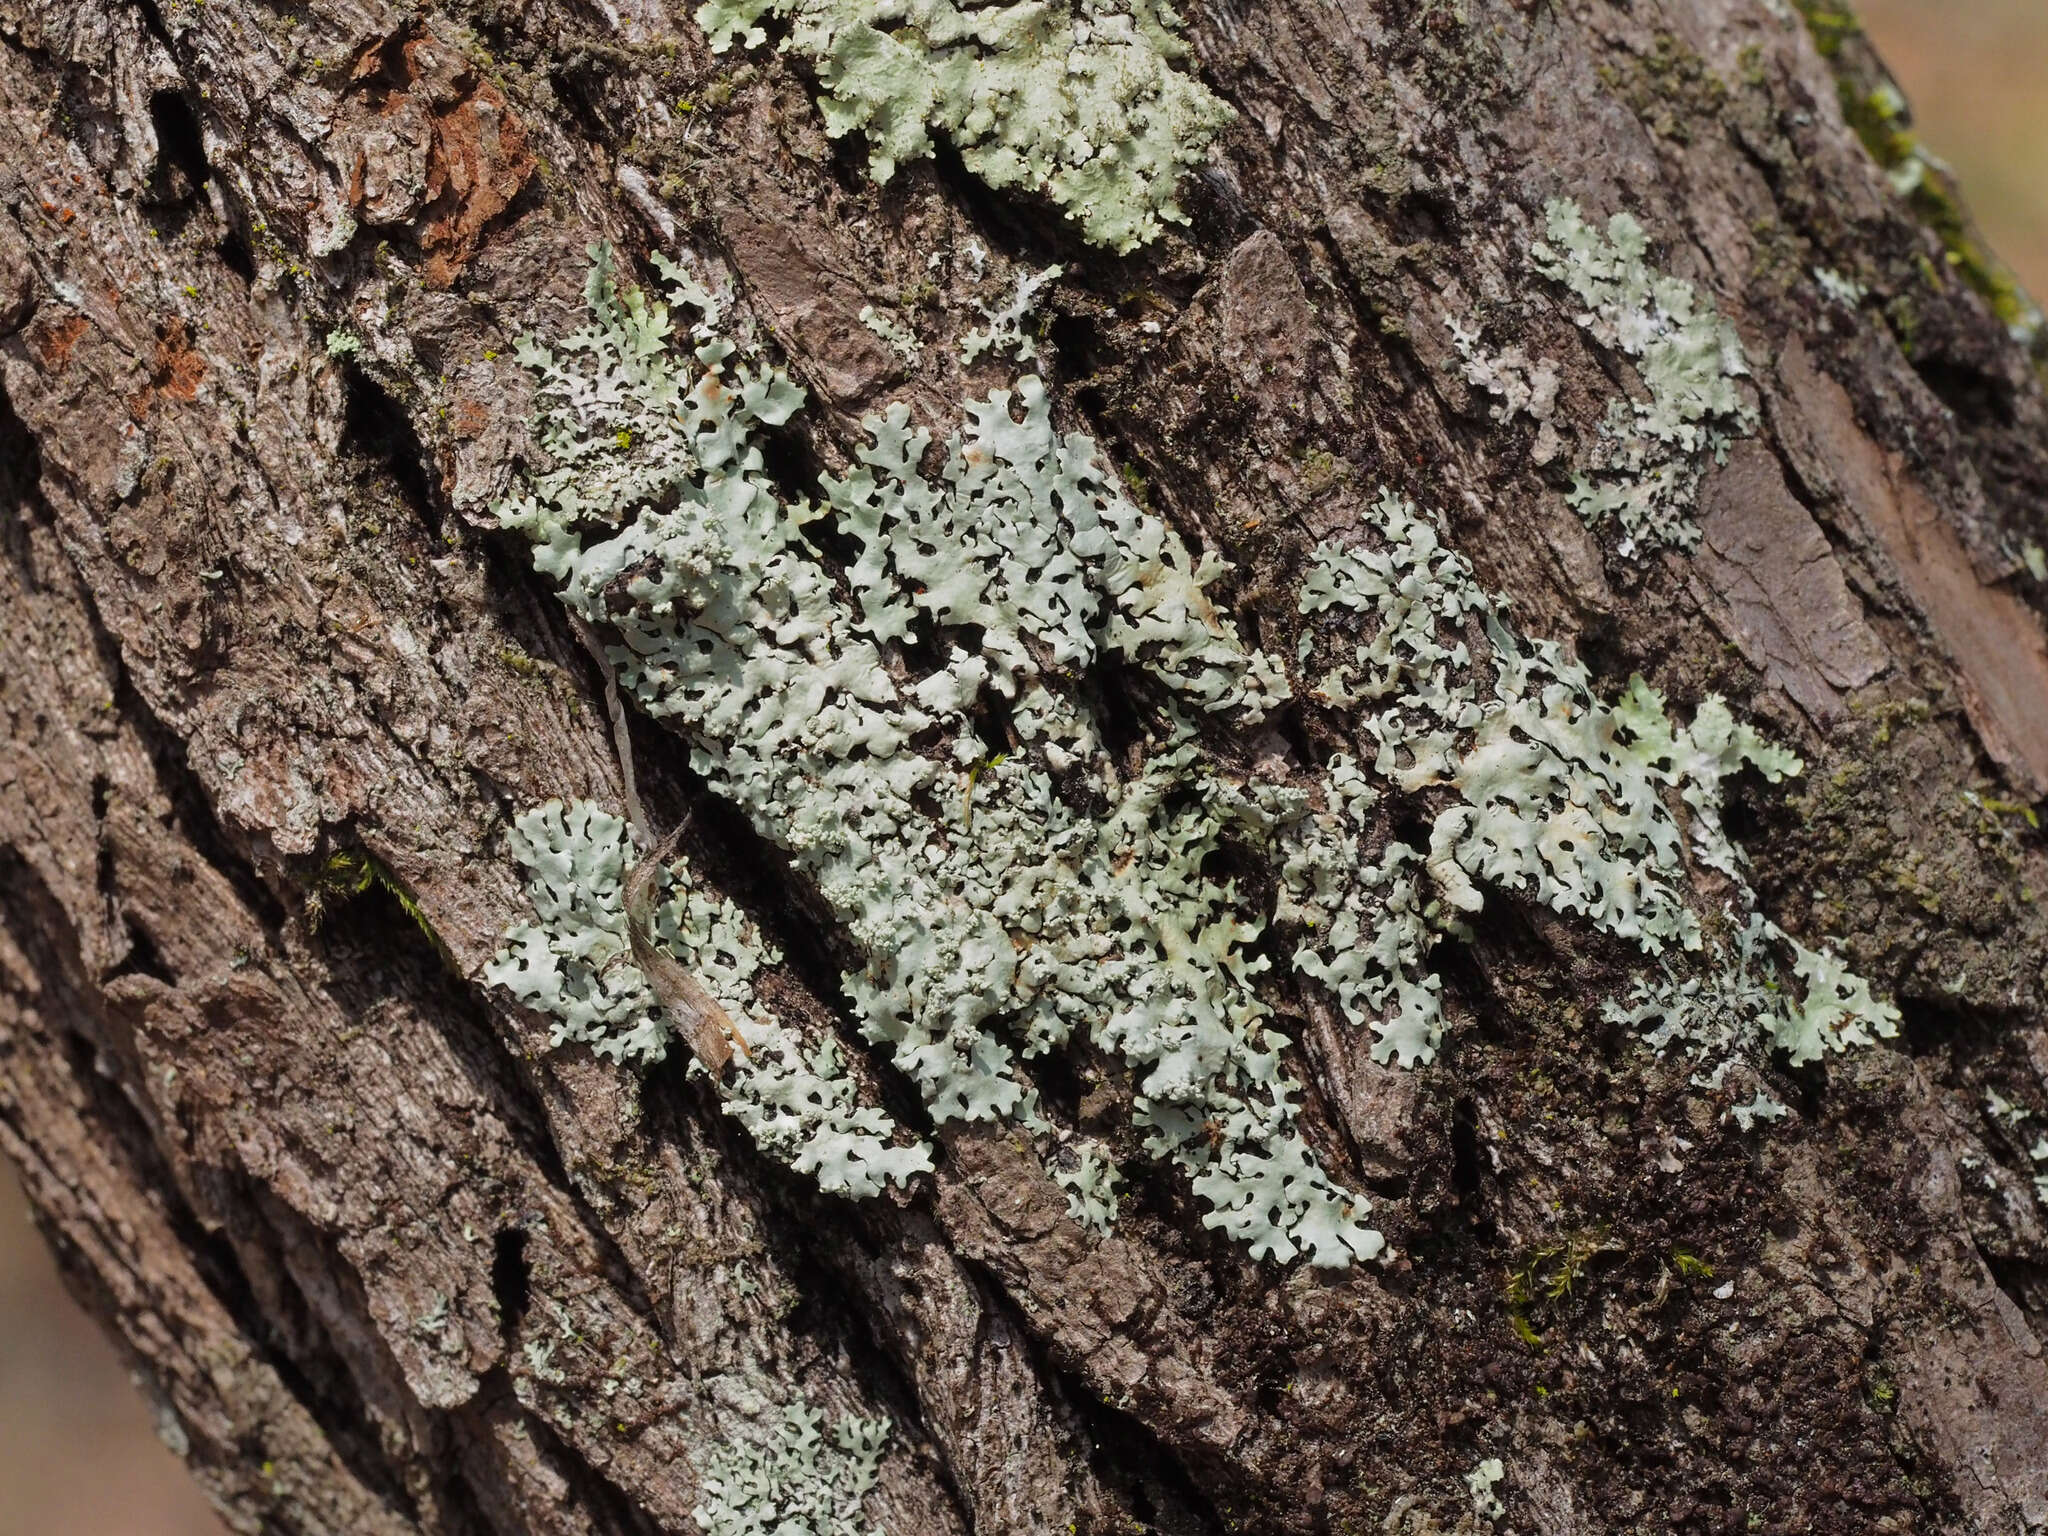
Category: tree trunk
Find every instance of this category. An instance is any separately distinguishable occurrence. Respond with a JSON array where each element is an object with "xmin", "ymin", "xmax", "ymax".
[{"xmin": 5, "ymin": 0, "xmax": 2048, "ymax": 1531}]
